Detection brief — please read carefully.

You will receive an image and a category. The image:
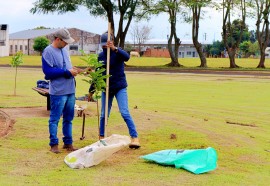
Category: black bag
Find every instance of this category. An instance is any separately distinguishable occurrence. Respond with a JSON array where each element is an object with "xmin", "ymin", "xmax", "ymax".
[{"xmin": 37, "ymin": 80, "xmax": 49, "ymax": 89}]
